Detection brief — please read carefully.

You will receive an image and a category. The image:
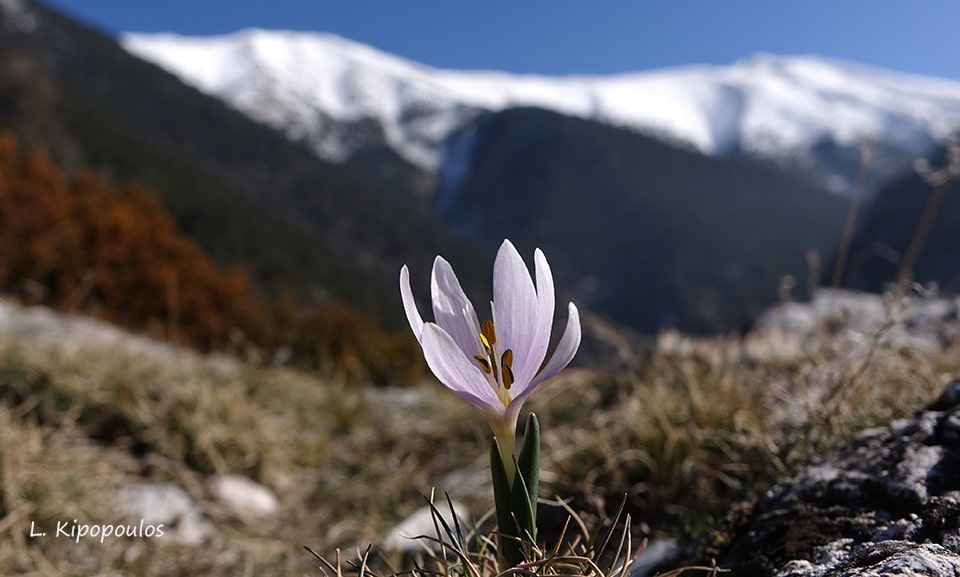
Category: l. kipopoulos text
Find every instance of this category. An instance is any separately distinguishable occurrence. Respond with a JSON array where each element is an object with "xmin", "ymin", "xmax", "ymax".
[{"xmin": 30, "ymin": 519, "xmax": 165, "ymax": 543}]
